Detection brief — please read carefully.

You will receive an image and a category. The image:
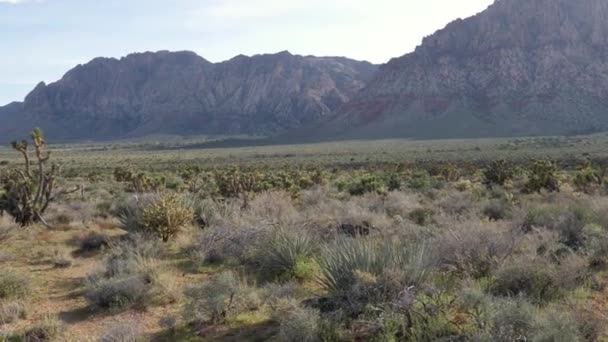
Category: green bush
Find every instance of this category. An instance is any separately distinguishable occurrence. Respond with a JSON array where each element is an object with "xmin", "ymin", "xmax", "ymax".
[
  {"xmin": 482, "ymin": 199, "xmax": 512, "ymax": 221},
  {"xmin": 521, "ymin": 205, "xmax": 593, "ymax": 249},
  {"xmin": 344, "ymin": 174, "xmax": 386, "ymax": 196},
  {"xmin": 492, "ymin": 260, "xmax": 559, "ymax": 304},
  {"xmin": 533, "ymin": 308, "xmax": 590, "ymax": 342},
  {"xmin": 525, "ymin": 160, "xmax": 560, "ymax": 193},
  {"xmin": 490, "ymin": 298, "xmax": 536, "ymax": 341},
  {"xmin": 407, "ymin": 171, "xmax": 433, "ymax": 190},
  {"xmin": 572, "ymin": 159, "xmax": 602, "ymax": 193},
  {"xmin": 483, "ymin": 160, "xmax": 515, "ymax": 187},
  {"xmin": 408, "ymin": 208, "xmax": 435, "ymax": 226}
]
